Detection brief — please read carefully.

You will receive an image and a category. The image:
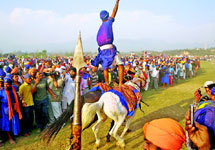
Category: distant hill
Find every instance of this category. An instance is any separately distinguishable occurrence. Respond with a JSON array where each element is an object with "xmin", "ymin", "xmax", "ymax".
[
  {"xmin": 1, "ymin": 48, "xmax": 215, "ymax": 58},
  {"xmin": 159, "ymin": 48, "xmax": 215, "ymax": 56}
]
